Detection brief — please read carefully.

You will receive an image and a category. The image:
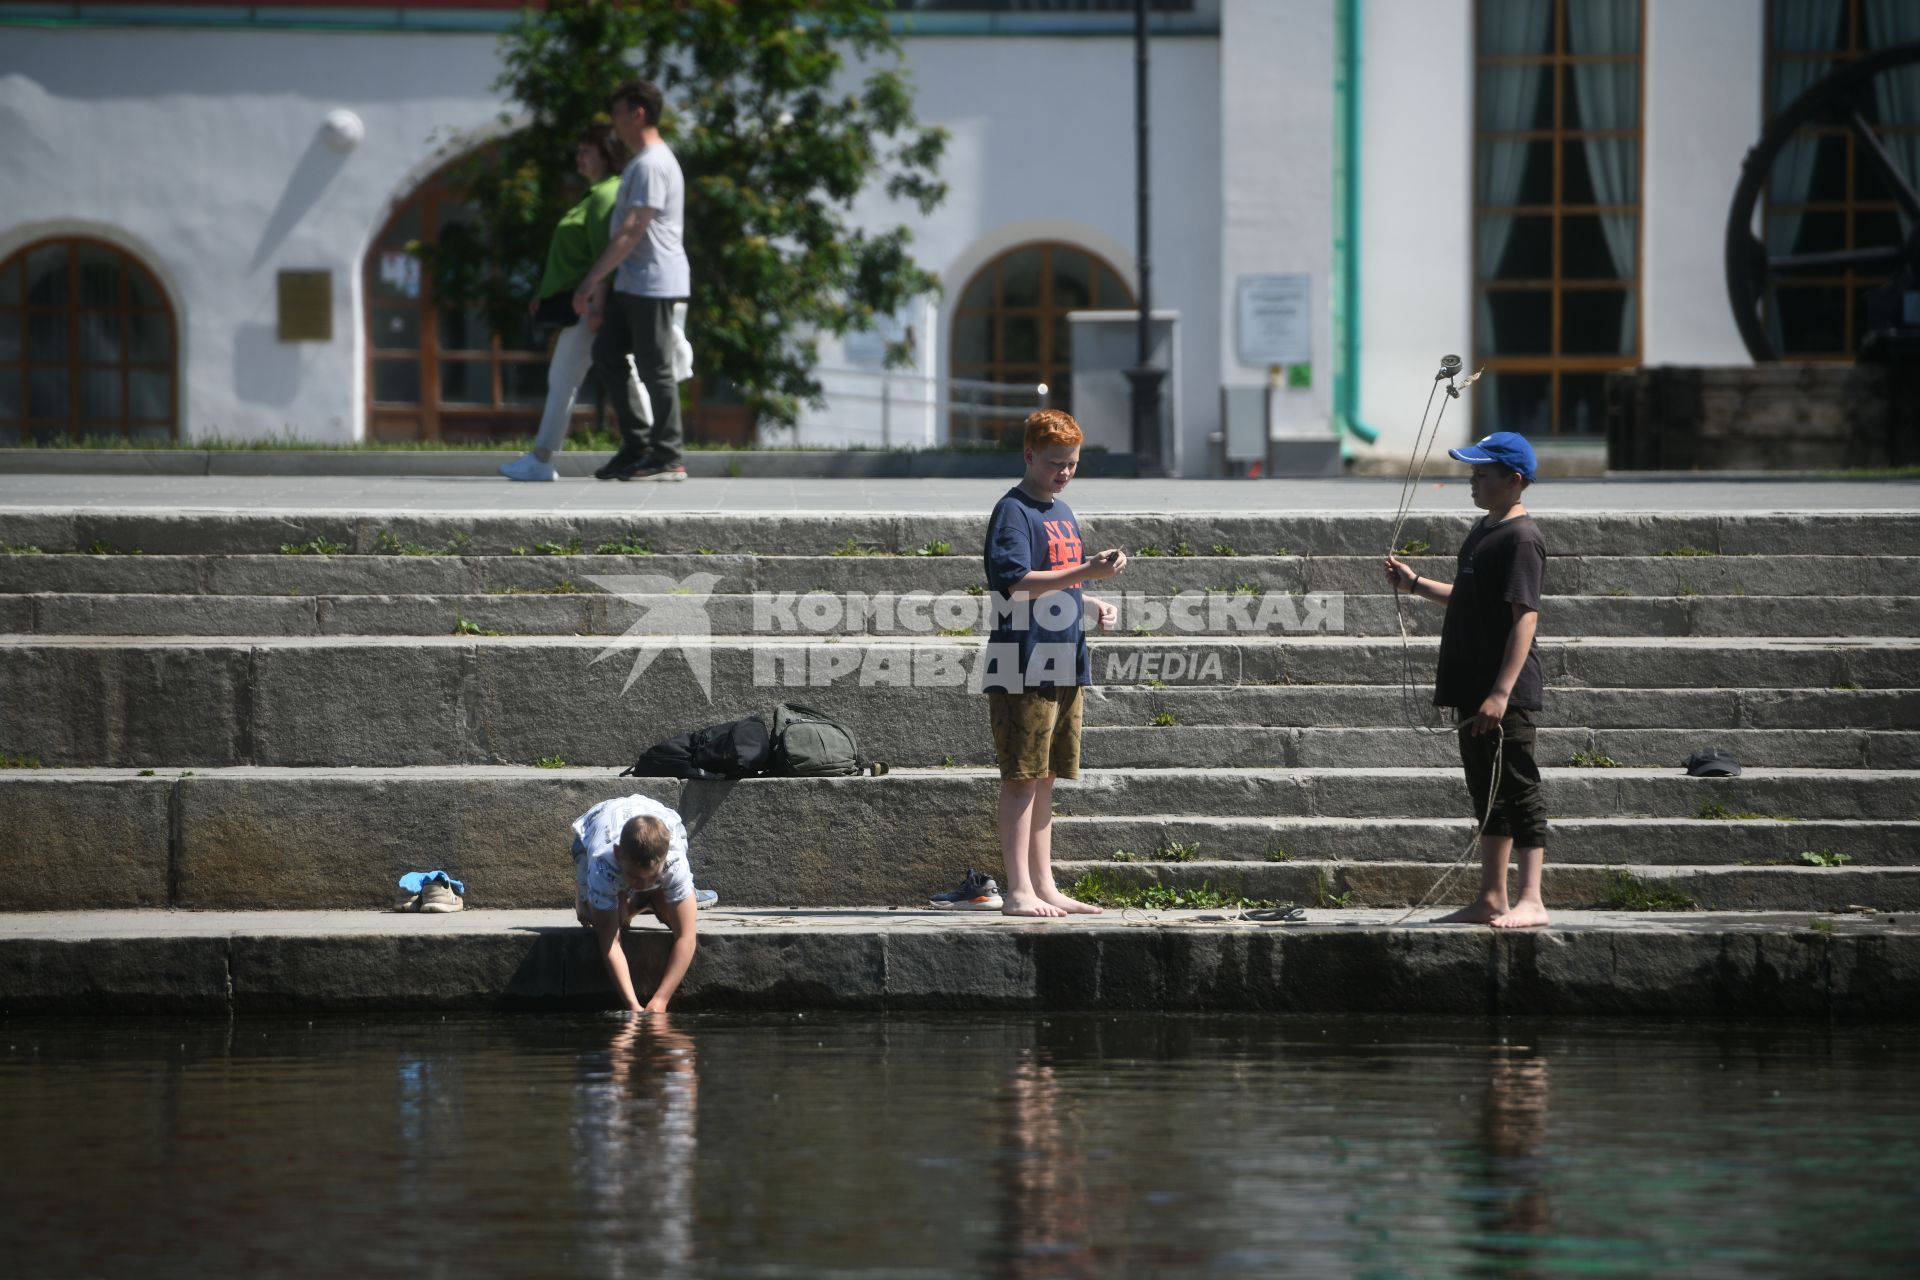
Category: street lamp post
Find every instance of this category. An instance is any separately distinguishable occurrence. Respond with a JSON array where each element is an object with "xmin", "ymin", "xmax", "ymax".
[{"xmin": 1125, "ymin": 0, "xmax": 1165, "ymax": 476}]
